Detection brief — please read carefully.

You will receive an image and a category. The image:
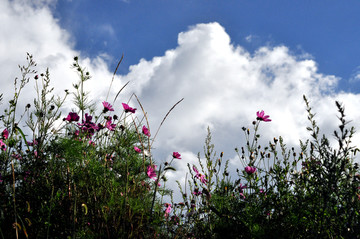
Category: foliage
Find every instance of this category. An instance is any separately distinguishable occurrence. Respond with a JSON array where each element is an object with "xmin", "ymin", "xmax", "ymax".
[
  {"xmin": 0, "ymin": 54, "xmax": 176, "ymax": 238},
  {"xmin": 172, "ymin": 98, "xmax": 360, "ymax": 239},
  {"xmin": 1, "ymin": 54, "xmax": 360, "ymax": 238}
]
